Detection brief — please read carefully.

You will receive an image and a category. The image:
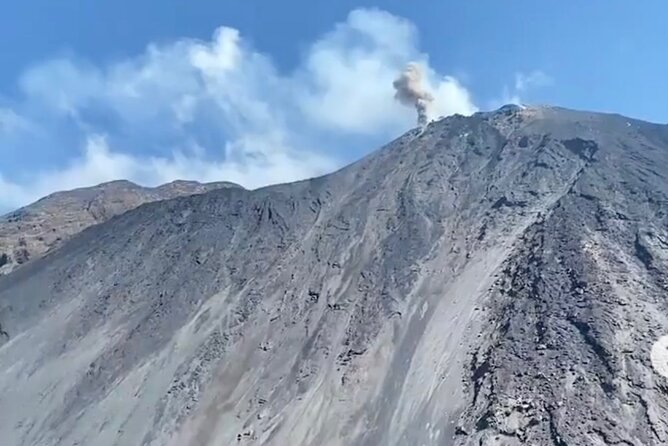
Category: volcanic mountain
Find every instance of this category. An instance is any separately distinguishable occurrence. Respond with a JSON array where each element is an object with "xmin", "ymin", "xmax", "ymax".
[{"xmin": 1, "ymin": 105, "xmax": 667, "ymax": 446}]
